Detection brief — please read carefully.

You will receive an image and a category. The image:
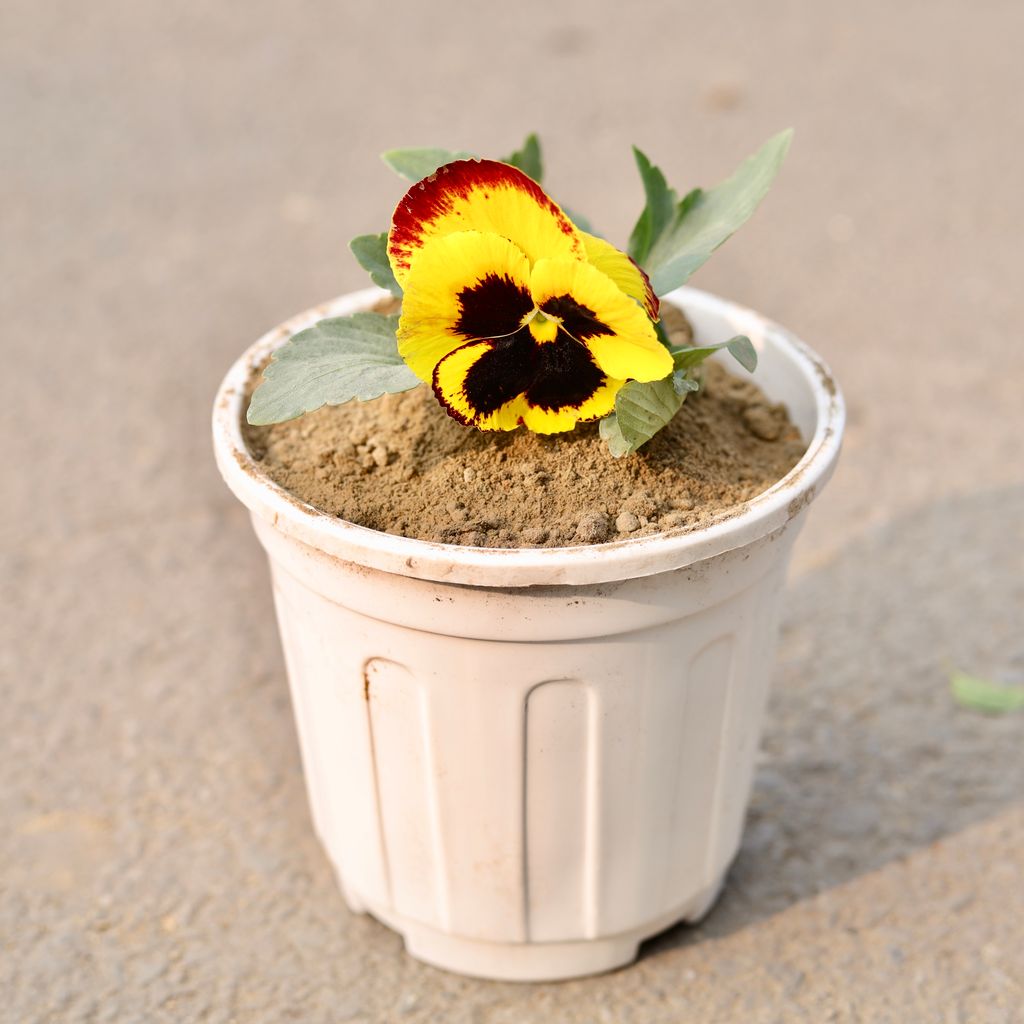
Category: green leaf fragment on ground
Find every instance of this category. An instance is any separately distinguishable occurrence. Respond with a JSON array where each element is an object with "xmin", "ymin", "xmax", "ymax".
[
  {"xmin": 349, "ymin": 234, "xmax": 402, "ymax": 297},
  {"xmin": 950, "ymin": 671, "xmax": 1024, "ymax": 714},
  {"xmin": 381, "ymin": 147, "xmax": 475, "ymax": 181},
  {"xmin": 246, "ymin": 313, "xmax": 420, "ymax": 426}
]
